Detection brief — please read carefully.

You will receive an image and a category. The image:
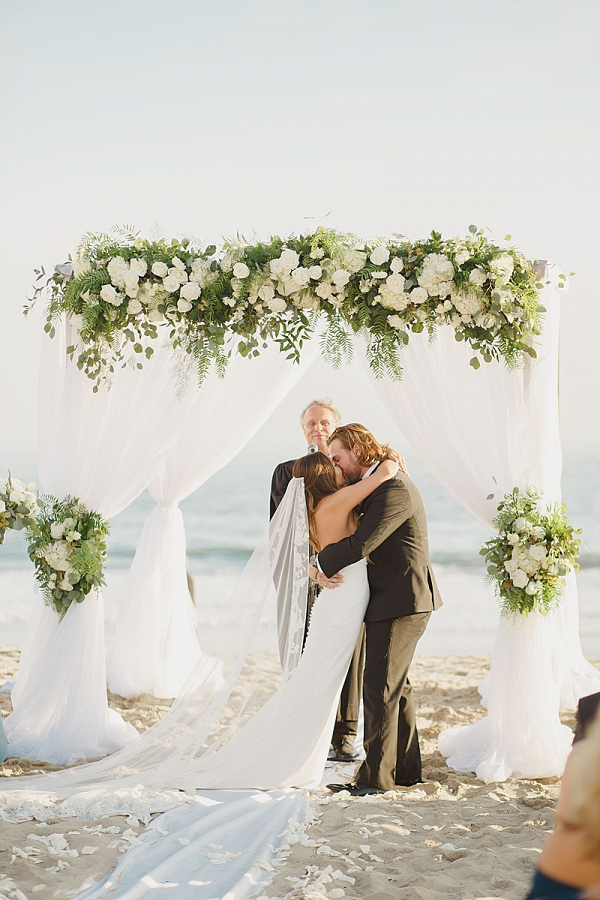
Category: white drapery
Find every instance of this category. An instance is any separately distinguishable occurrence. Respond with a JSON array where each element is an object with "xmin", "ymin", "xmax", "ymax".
[
  {"xmin": 108, "ymin": 340, "xmax": 320, "ymax": 699},
  {"xmin": 6, "ymin": 323, "xmax": 208, "ymax": 763},
  {"xmin": 362, "ymin": 273, "xmax": 600, "ymax": 781}
]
